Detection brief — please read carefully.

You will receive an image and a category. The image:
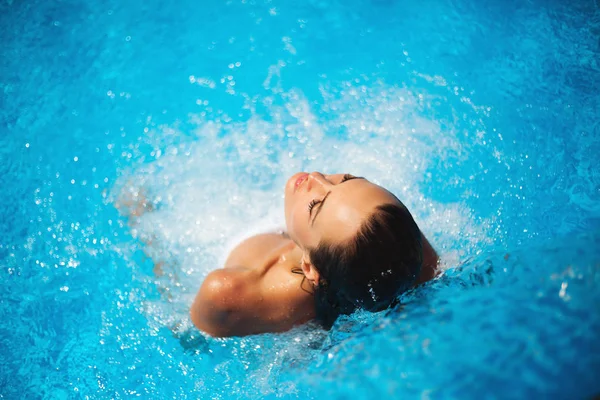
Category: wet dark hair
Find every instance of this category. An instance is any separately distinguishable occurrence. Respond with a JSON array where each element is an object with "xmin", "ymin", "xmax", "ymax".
[{"xmin": 308, "ymin": 202, "xmax": 423, "ymax": 329}]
